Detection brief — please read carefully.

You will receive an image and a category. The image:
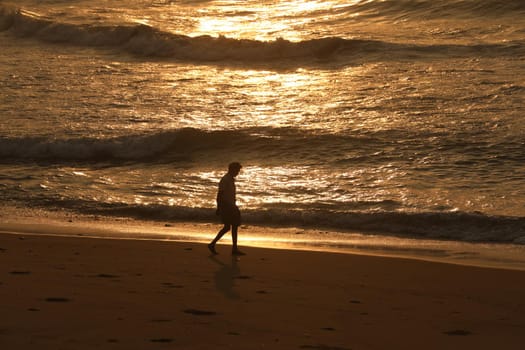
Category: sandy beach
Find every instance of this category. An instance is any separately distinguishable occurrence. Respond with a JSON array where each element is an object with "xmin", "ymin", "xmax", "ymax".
[
  {"xmin": 1, "ymin": 228, "xmax": 524, "ymax": 350},
  {"xmin": 3, "ymin": 1, "xmax": 525, "ymax": 349}
]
